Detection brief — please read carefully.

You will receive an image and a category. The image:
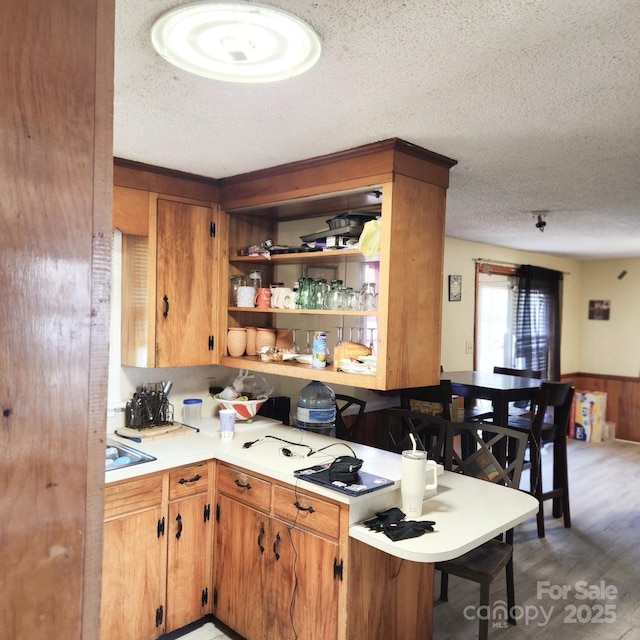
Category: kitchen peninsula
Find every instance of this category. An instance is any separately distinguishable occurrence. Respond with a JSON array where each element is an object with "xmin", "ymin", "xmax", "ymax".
[{"xmin": 102, "ymin": 419, "xmax": 538, "ymax": 640}]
